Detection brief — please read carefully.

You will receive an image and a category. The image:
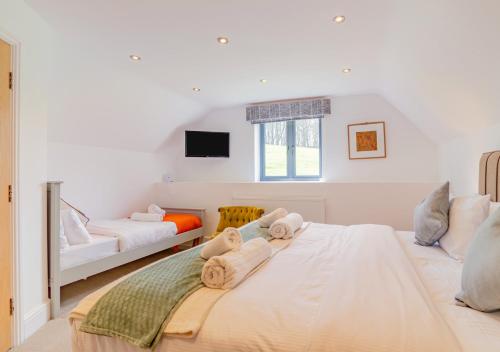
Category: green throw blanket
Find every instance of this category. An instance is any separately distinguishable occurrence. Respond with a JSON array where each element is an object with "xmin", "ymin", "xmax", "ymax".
[{"xmin": 80, "ymin": 222, "xmax": 267, "ymax": 349}]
